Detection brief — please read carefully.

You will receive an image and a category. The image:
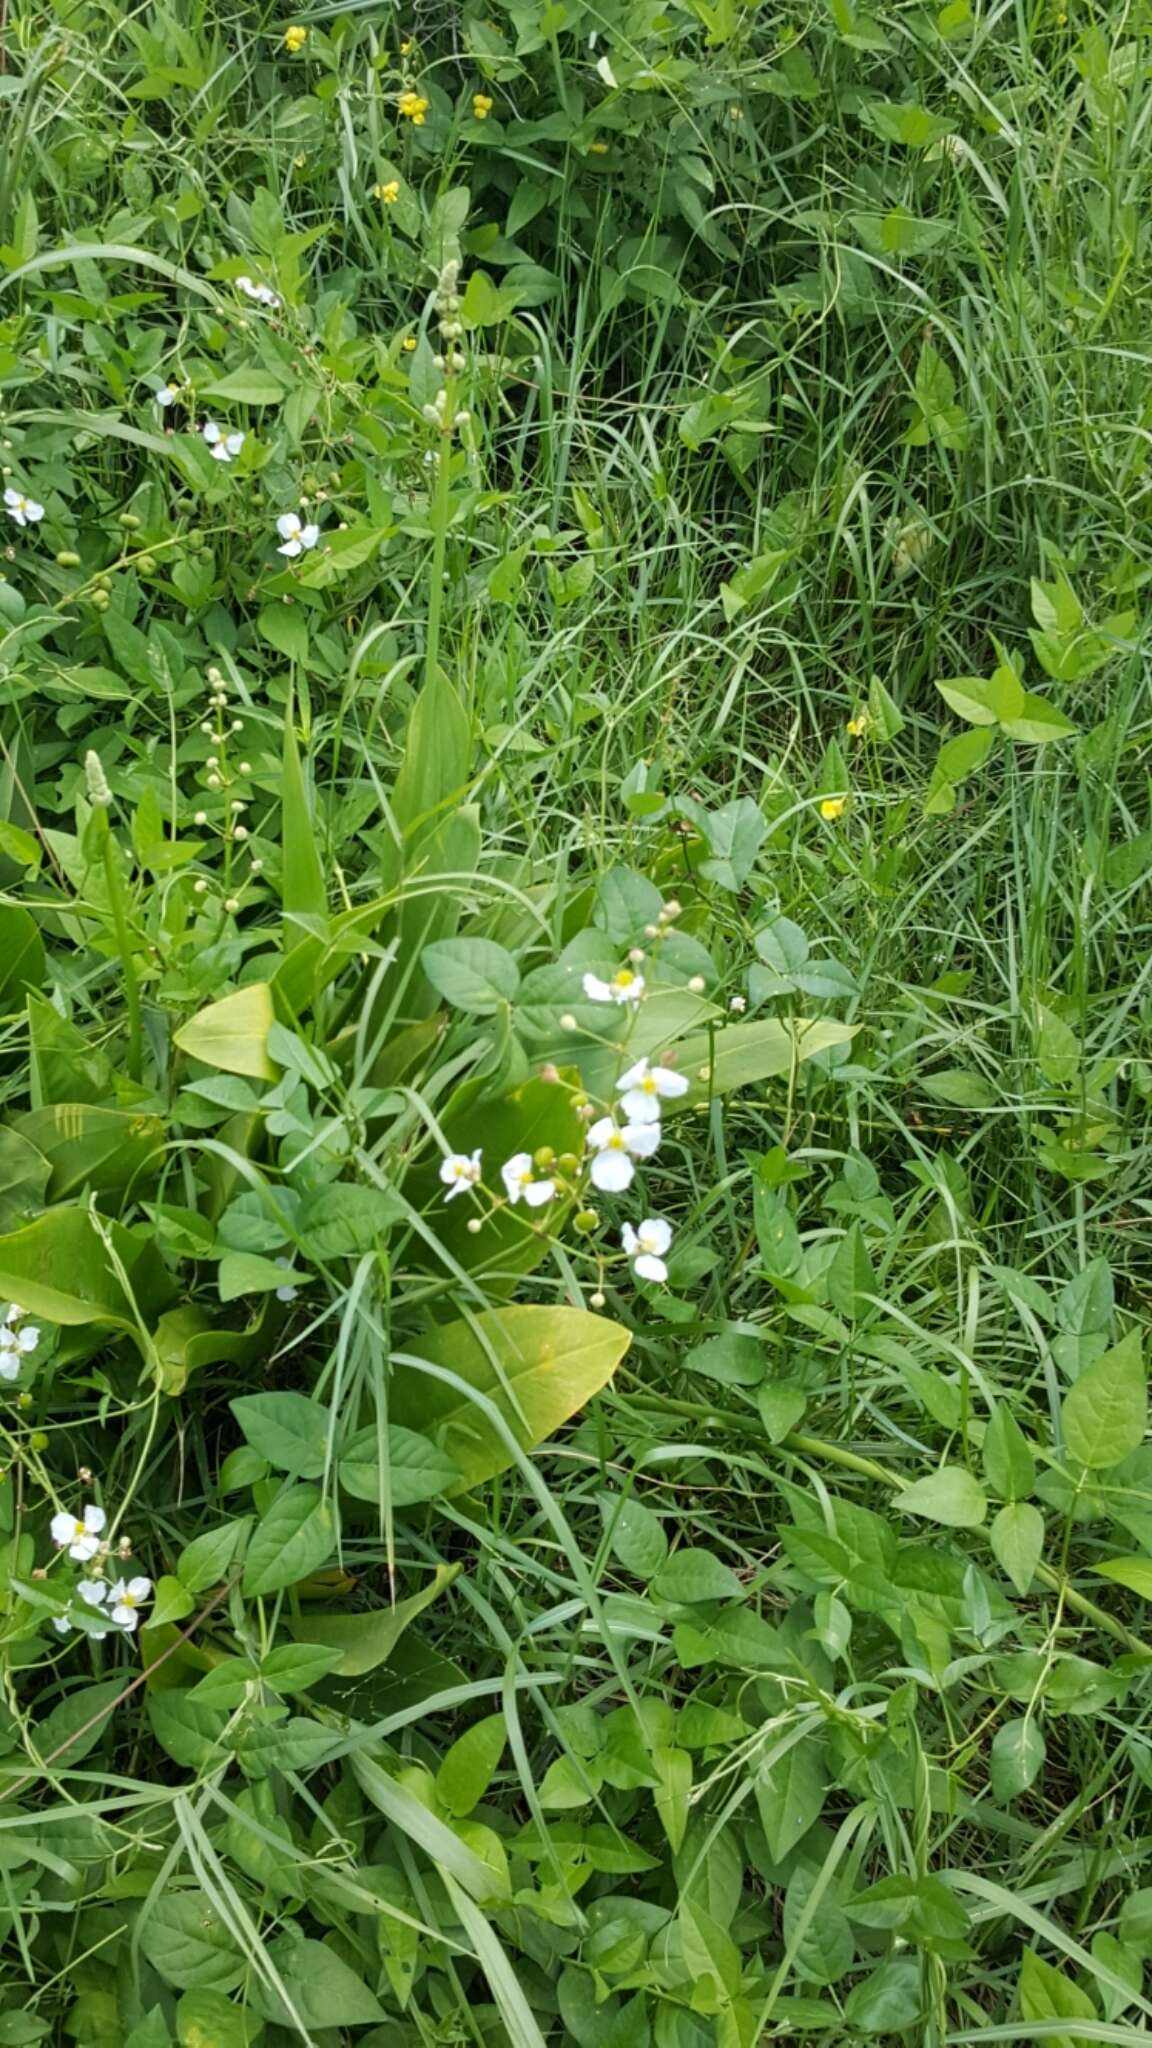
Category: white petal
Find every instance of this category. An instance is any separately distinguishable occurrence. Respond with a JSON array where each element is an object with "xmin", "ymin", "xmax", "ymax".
[
  {"xmin": 0, "ymin": 1357, "xmax": 19, "ymax": 1382},
  {"xmin": 275, "ymin": 1284, "xmax": 298, "ymax": 1301},
  {"xmin": 639, "ymin": 1217, "xmax": 673, "ymax": 1254},
  {"xmin": 522, "ymin": 1178, "xmax": 555, "ymax": 1208},
  {"xmin": 300, "ymin": 525, "xmax": 320, "ymax": 548},
  {"xmin": 621, "ymin": 1223, "xmax": 639, "ymax": 1255},
  {"xmin": 50, "ymin": 1512, "xmax": 77, "ymax": 1547},
  {"xmin": 619, "ymin": 1090, "xmax": 661, "ymax": 1125},
  {"xmin": 617, "ymin": 1058, "xmax": 649, "ymax": 1092},
  {"xmin": 70, "ymin": 1536, "xmax": 100, "ymax": 1563},
  {"xmin": 501, "ymin": 1153, "xmax": 532, "ymax": 1201},
  {"xmin": 582, "ymin": 974, "xmax": 613, "ymax": 1002},
  {"xmin": 111, "ymin": 1606, "xmax": 138, "ymax": 1630},
  {"xmin": 2, "ymin": 489, "xmax": 18, "ymax": 508},
  {"xmin": 25, "ymin": 501, "xmax": 44, "ymax": 522},
  {"xmin": 590, "ymin": 1151, "xmax": 634, "ymax": 1193},
  {"xmin": 276, "ymin": 513, "xmax": 301, "ymax": 538},
  {"xmin": 202, "ymin": 421, "xmax": 220, "ymax": 443},
  {"xmin": 633, "ymin": 1253, "xmax": 668, "ymax": 1282},
  {"xmin": 8, "ymin": 508, "xmax": 26, "ymax": 527},
  {"xmin": 77, "ymin": 1580, "xmax": 107, "ymax": 1608},
  {"xmin": 277, "ymin": 538, "xmax": 302, "ymax": 556},
  {"xmin": 654, "ymin": 1068, "xmax": 688, "ymax": 1097},
  {"xmin": 586, "ymin": 1117, "xmax": 617, "ymax": 1152},
  {"xmin": 128, "ymin": 1577, "xmax": 152, "ymax": 1601},
  {"xmin": 623, "ymin": 1122, "xmax": 660, "ymax": 1159},
  {"xmin": 16, "ymin": 1327, "xmax": 39, "ymax": 1352},
  {"xmin": 226, "ymin": 433, "xmax": 244, "ymax": 455},
  {"xmin": 52, "ymin": 1615, "xmax": 72, "ymax": 1635},
  {"xmin": 83, "ymin": 1505, "xmax": 107, "ymax": 1535}
]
